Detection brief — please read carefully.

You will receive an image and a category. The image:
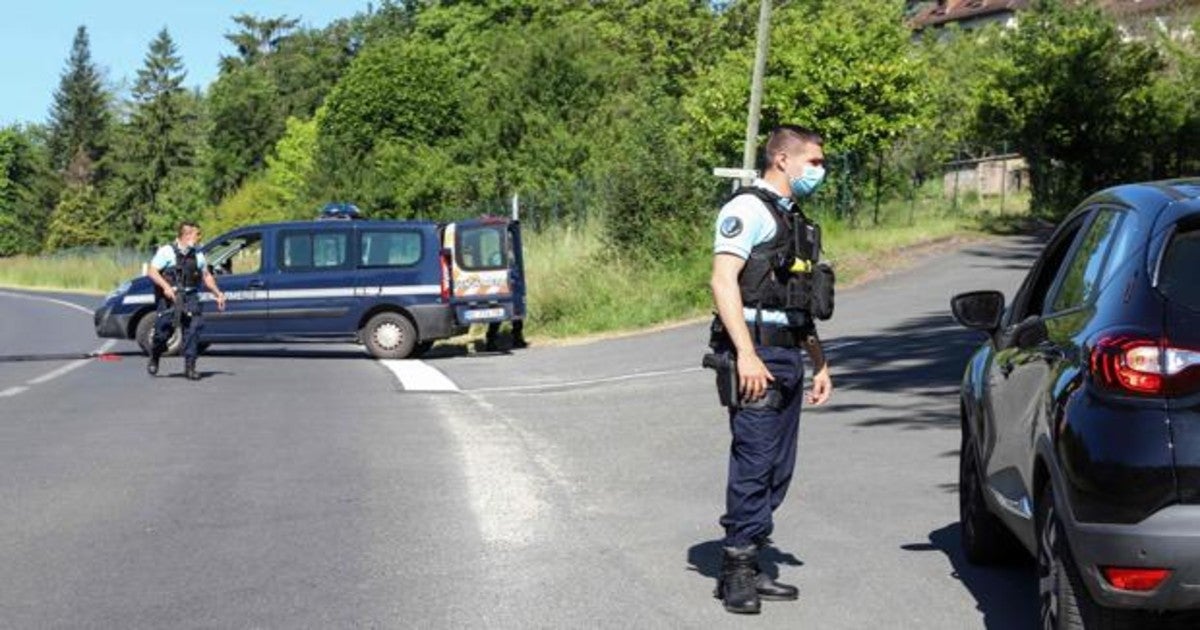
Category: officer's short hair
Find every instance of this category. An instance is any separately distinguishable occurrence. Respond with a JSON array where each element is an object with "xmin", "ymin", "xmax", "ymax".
[
  {"xmin": 763, "ymin": 125, "xmax": 824, "ymax": 167},
  {"xmin": 177, "ymin": 221, "xmax": 200, "ymax": 236}
]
